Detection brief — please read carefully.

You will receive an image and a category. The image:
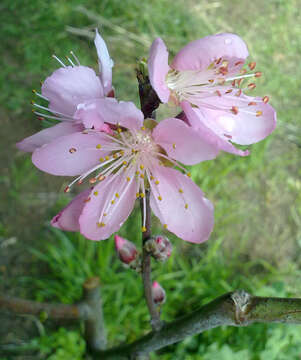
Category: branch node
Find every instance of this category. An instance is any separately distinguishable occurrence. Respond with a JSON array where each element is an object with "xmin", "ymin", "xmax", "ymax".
[{"xmin": 231, "ymin": 290, "xmax": 252, "ymax": 325}]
